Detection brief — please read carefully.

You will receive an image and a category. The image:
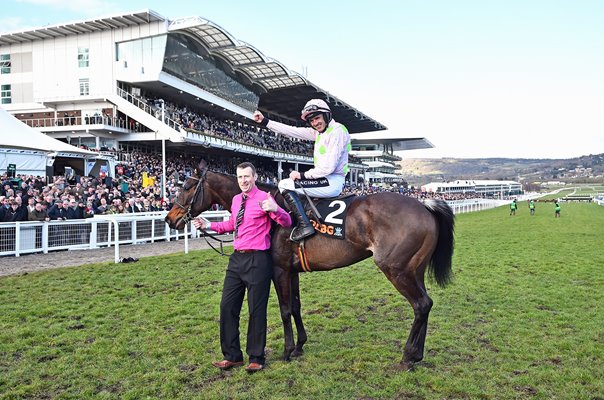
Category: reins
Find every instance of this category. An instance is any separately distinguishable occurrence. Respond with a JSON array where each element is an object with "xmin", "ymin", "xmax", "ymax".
[{"xmin": 201, "ymin": 230, "xmax": 234, "ymax": 256}]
